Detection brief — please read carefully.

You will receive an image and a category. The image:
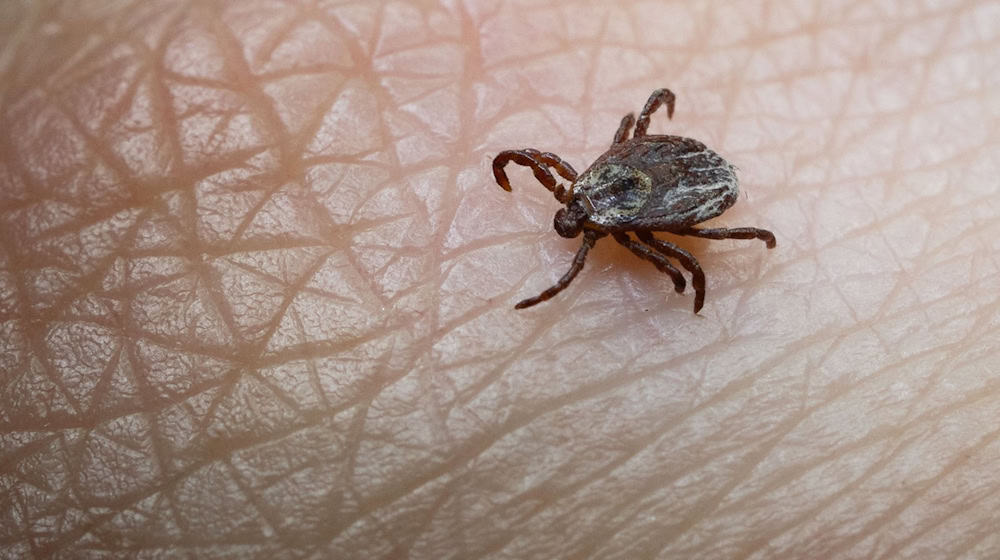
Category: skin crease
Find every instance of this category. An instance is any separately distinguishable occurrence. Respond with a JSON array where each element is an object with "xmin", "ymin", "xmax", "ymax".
[{"xmin": 2, "ymin": 0, "xmax": 1000, "ymax": 558}]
